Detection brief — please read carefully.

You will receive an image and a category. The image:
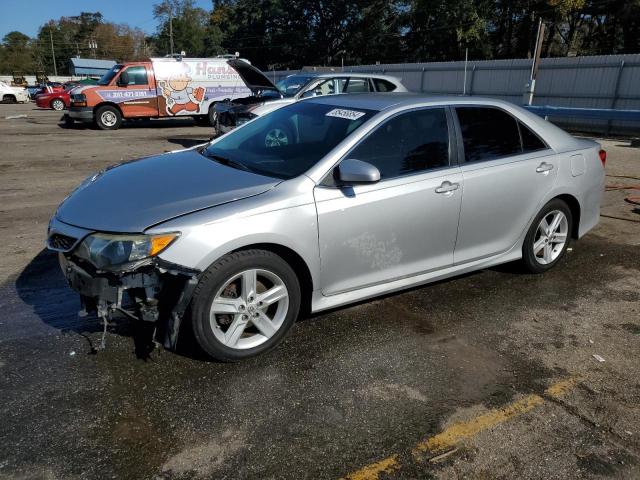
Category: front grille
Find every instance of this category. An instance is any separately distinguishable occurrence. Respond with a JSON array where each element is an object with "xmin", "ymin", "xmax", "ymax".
[{"xmin": 48, "ymin": 233, "xmax": 77, "ymax": 251}]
